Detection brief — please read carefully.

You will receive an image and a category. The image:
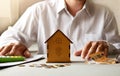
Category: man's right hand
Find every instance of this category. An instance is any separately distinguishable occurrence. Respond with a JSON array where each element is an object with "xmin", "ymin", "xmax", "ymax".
[{"xmin": 0, "ymin": 42, "xmax": 31, "ymax": 58}]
